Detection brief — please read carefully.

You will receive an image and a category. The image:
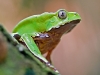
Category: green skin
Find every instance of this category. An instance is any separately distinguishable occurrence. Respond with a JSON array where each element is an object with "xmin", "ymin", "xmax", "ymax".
[{"xmin": 12, "ymin": 9, "xmax": 81, "ymax": 73}]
